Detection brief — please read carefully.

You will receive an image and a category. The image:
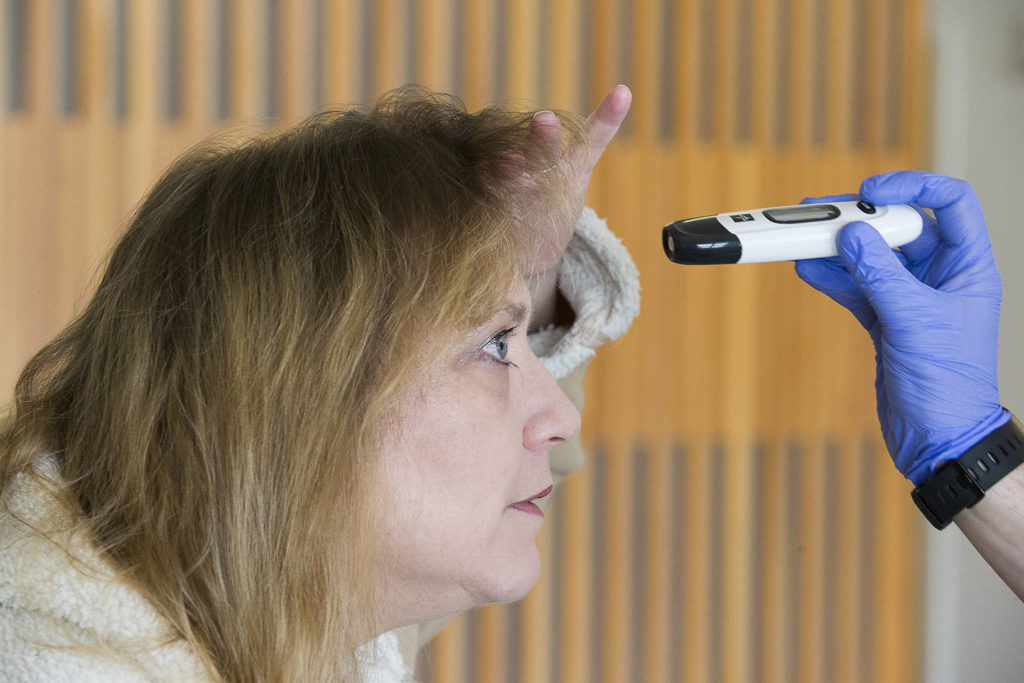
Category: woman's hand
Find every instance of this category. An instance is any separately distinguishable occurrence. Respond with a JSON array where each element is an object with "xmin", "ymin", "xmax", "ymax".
[{"xmin": 527, "ymin": 85, "xmax": 631, "ymax": 329}]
